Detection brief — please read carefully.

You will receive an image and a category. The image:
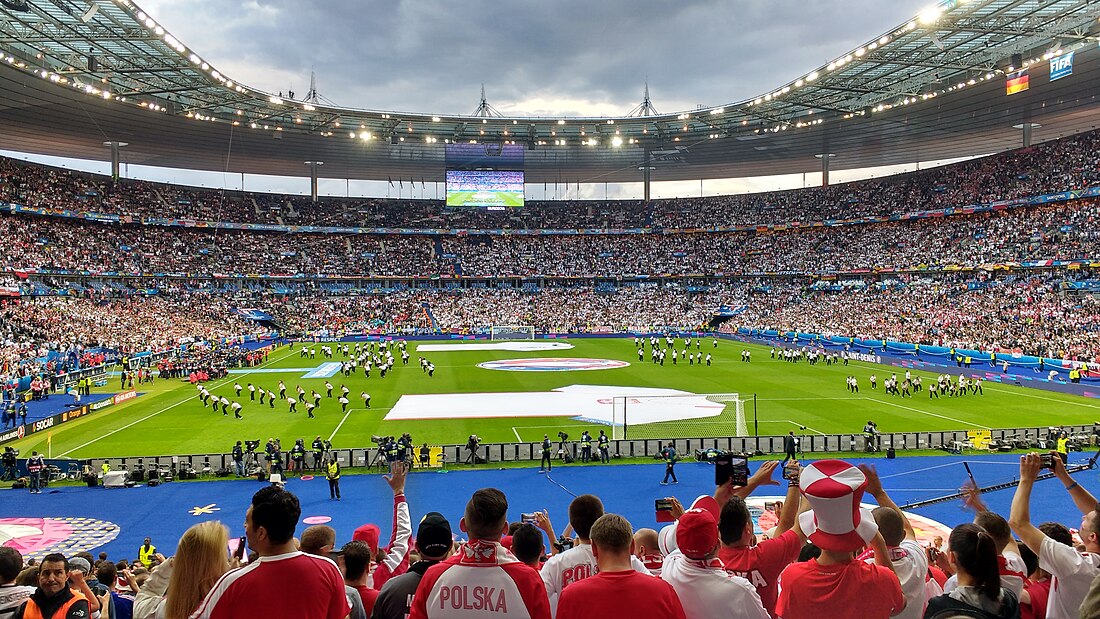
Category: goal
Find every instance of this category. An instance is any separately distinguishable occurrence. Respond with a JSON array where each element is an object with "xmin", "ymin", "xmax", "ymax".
[
  {"xmin": 490, "ymin": 325, "xmax": 535, "ymax": 340},
  {"xmin": 610, "ymin": 393, "xmax": 746, "ymax": 440}
]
